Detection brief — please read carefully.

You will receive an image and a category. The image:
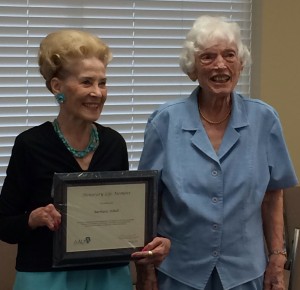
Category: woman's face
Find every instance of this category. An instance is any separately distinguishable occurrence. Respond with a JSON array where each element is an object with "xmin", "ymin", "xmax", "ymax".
[
  {"xmin": 194, "ymin": 42, "xmax": 243, "ymax": 98},
  {"xmin": 54, "ymin": 57, "xmax": 107, "ymax": 123}
]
